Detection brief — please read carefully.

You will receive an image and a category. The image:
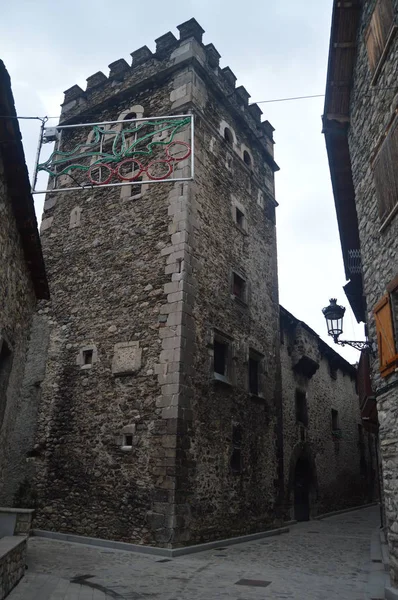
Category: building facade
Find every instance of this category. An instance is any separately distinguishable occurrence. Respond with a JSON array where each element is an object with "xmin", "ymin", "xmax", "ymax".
[
  {"xmin": 31, "ymin": 19, "xmax": 283, "ymax": 547},
  {"xmin": 280, "ymin": 307, "xmax": 377, "ymax": 522},
  {"xmin": 324, "ymin": 0, "xmax": 398, "ymax": 590},
  {"xmin": 0, "ymin": 61, "xmax": 49, "ymax": 507}
]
